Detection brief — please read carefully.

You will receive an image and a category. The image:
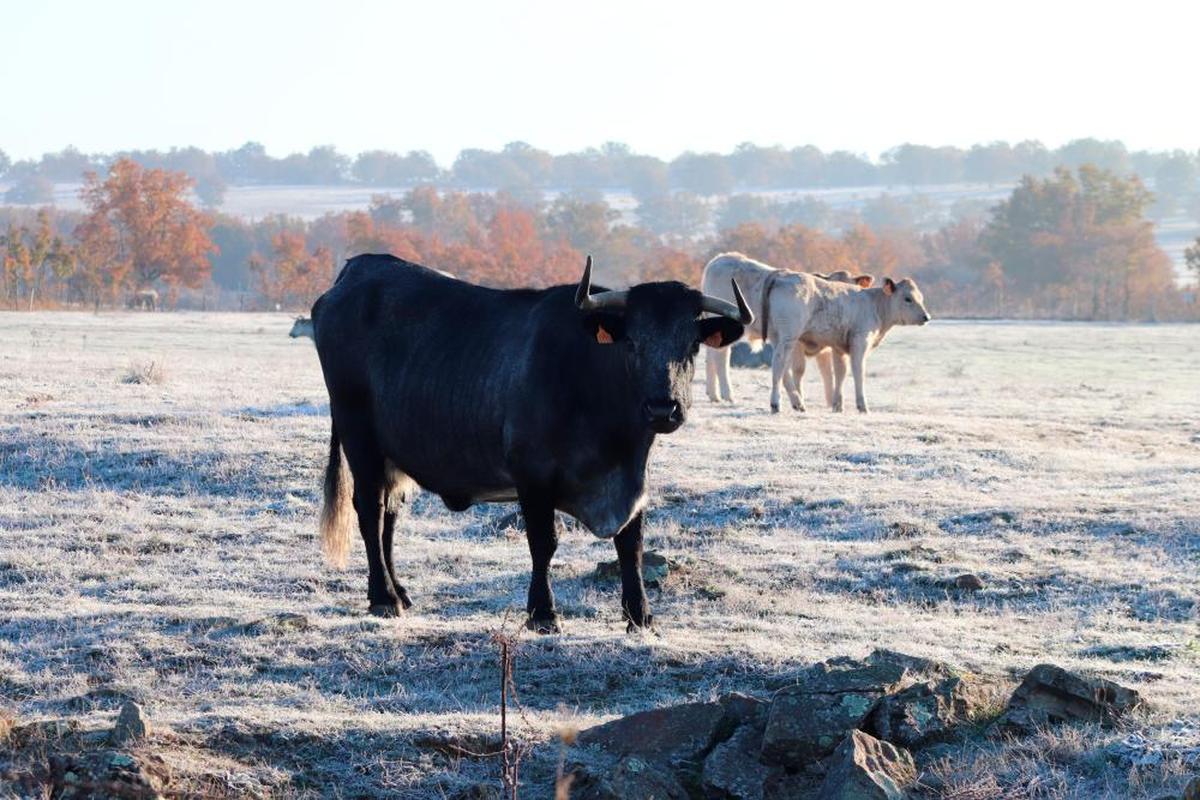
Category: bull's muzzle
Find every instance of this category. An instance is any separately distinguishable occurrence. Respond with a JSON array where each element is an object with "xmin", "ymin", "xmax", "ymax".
[{"xmin": 644, "ymin": 400, "xmax": 684, "ymax": 433}]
